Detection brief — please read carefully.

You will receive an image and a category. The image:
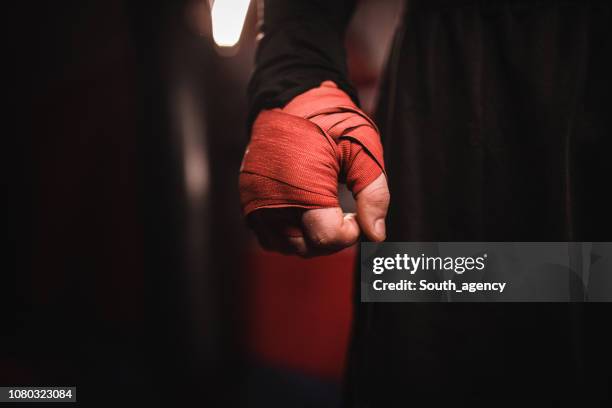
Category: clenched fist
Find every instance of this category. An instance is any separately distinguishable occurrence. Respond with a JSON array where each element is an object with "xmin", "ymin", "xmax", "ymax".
[{"xmin": 239, "ymin": 81, "xmax": 389, "ymax": 257}]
